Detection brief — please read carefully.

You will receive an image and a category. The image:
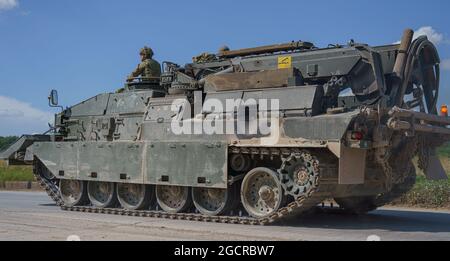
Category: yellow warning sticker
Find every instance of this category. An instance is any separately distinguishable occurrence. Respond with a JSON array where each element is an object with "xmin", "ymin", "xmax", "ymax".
[{"xmin": 278, "ymin": 56, "xmax": 292, "ymax": 69}]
